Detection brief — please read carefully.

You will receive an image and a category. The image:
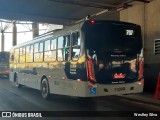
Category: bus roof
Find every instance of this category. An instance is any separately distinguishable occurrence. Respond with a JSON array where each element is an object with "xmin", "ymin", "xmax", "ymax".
[
  {"xmin": 11, "ymin": 21, "xmax": 84, "ymax": 49},
  {"xmin": 11, "ymin": 20, "xmax": 139, "ymax": 49}
]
